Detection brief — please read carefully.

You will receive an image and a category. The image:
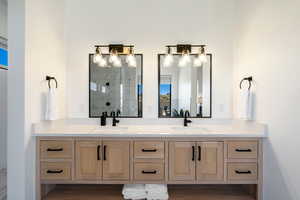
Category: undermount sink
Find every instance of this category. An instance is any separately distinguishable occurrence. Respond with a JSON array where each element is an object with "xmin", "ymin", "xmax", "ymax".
[
  {"xmin": 93, "ymin": 126, "xmax": 128, "ymax": 131},
  {"xmin": 171, "ymin": 126, "xmax": 210, "ymax": 132}
]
